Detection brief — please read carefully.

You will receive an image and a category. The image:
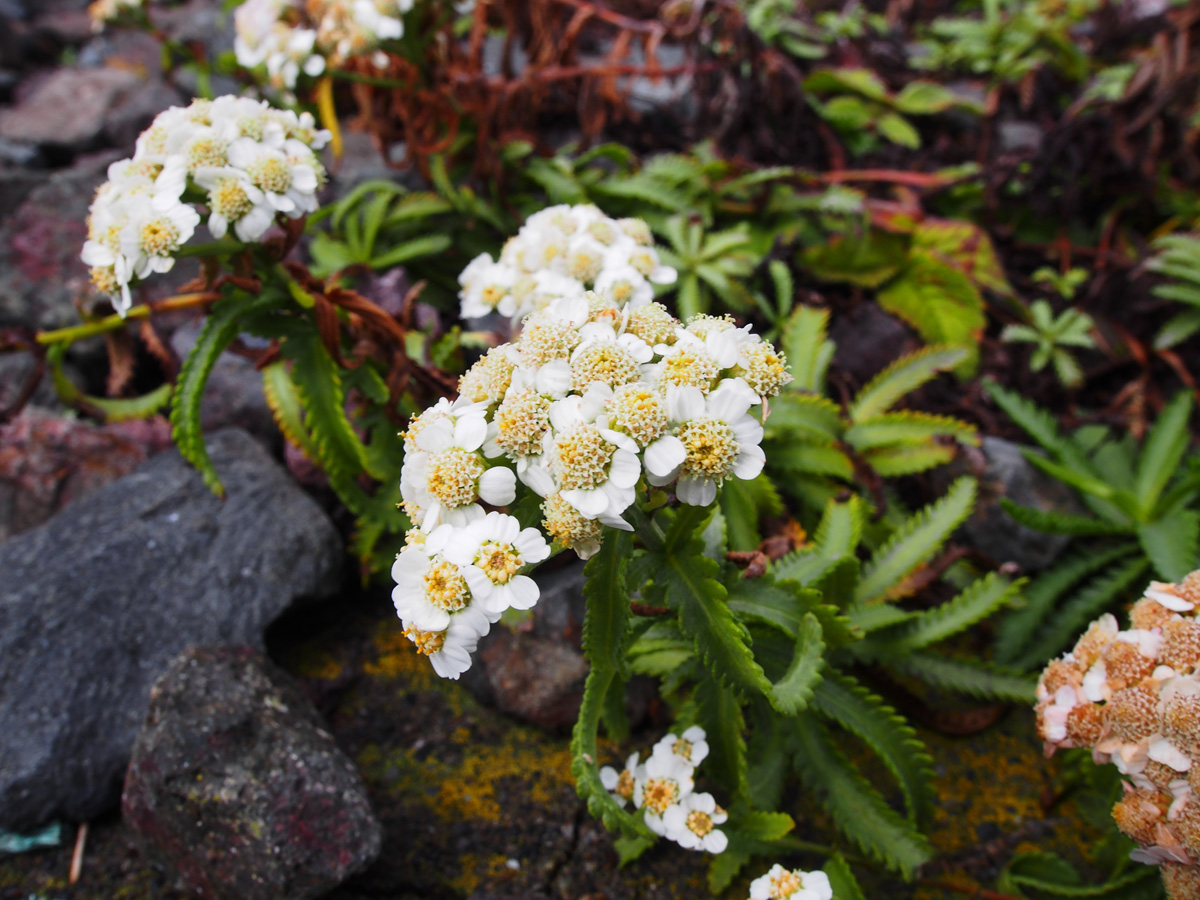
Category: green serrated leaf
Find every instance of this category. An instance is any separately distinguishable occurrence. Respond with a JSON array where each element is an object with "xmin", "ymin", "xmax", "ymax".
[
  {"xmin": 370, "ymin": 233, "xmax": 454, "ymax": 269},
  {"xmin": 865, "ymin": 572, "xmax": 1021, "ymax": 655},
  {"xmin": 999, "ymin": 499, "xmax": 1132, "ymax": 537},
  {"xmin": 876, "ymin": 257, "xmax": 984, "ymax": 374},
  {"xmin": 1139, "ymin": 509, "xmax": 1200, "ymax": 582},
  {"xmin": 983, "ymin": 379, "xmax": 1094, "ymax": 473},
  {"xmin": 782, "ymin": 306, "xmax": 834, "ymax": 393},
  {"xmin": 824, "ymin": 853, "xmax": 868, "ymax": 900},
  {"xmin": 720, "ymin": 474, "xmax": 784, "ymax": 552},
  {"xmin": 865, "ymin": 443, "xmax": 958, "ymax": 477},
  {"xmin": 171, "ymin": 289, "xmax": 281, "ymax": 495},
  {"xmin": 652, "ymin": 540, "xmax": 774, "ymax": 700},
  {"xmin": 855, "ymin": 476, "xmax": 977, "ymax": 603},
  {"xmin": 1134, "ymin": 392, "xmax": 1194, "ymax": 516},
  {"xmin": 695, "ymin": 676, "xmax": 748, "ymax": 795},
  {"xmin": 846, "ymin": 410, "xmax": 978, "ymax": 449},
  {"xmin": 582, "ymin": 530, "xmax": 633, "ymax": 673},
  {"xmin": 888, "ymin": 653, "xmax": 1037, "ymax": 702},
  {"xmin": 281, "ymin": 332, "xmax": 369, "ymax": 481},
  {"xmin": 850, "ymin": 345, "xmax": 969, "ymax": 422},
  {"xmin": 768, "ymin": 613, "xmax": 825, "ymax": 715},
  {"xmin": 260, "ymin": 361, "xmax": 320, "ymax": 460},
  {"xmin": 791, "ymin": 713, "xmax": 933, "ymax": 877},
  {"xmin": 813, "ymin": 672, "xmax": 937, "ymax": 826}
]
